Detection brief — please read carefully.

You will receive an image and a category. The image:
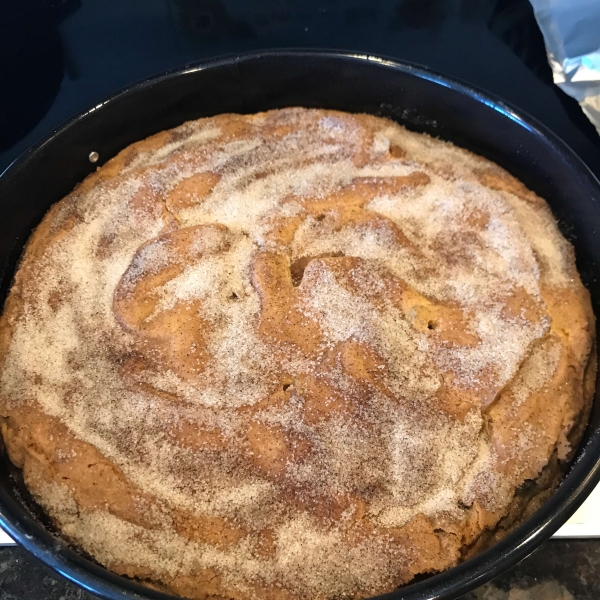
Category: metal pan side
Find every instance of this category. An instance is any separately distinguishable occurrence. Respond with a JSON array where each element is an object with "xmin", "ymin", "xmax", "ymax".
[{"xmin": 1, "ymin": 51, "xmax": 600, "ymax": 600}]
